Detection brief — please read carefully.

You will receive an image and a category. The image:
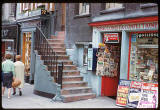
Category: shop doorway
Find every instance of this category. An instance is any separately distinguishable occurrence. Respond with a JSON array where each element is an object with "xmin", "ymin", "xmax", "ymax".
[
  {"xmin": 101, "ymin": 32, "xmax": 121, "ymax": 97},
  {"xmin": 22, "ymin": 32, "xmax": 32, "ymax": 75}
]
